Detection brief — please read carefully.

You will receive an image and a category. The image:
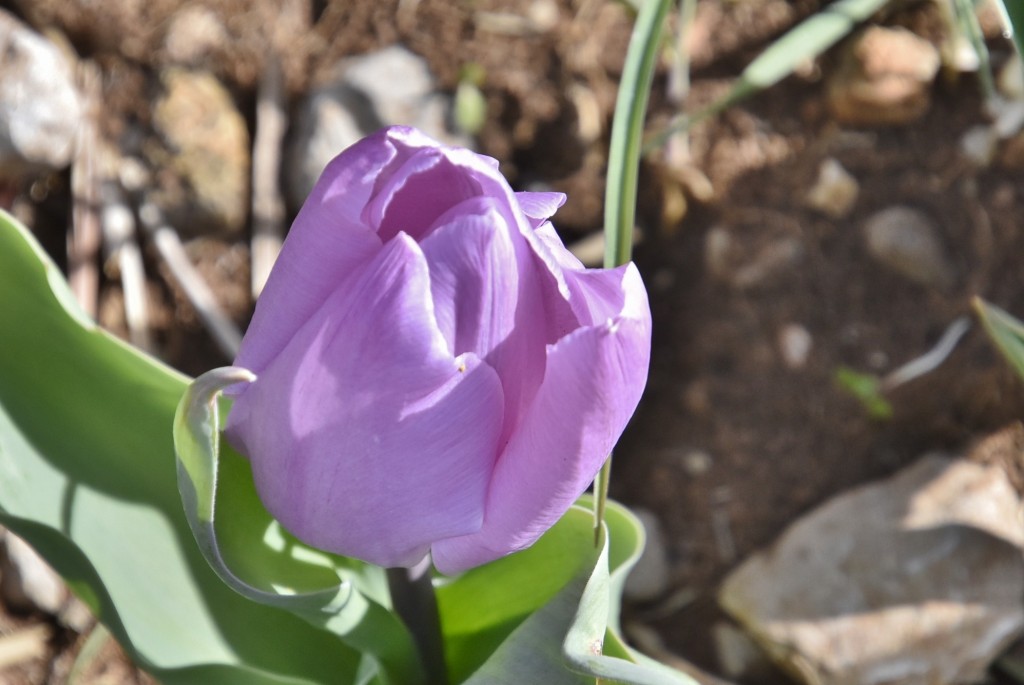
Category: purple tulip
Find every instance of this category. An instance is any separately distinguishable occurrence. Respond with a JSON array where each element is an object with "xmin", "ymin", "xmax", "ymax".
[{"xmin": 225, "ymin": 126, "xmax": 651, "ymax": 574}]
